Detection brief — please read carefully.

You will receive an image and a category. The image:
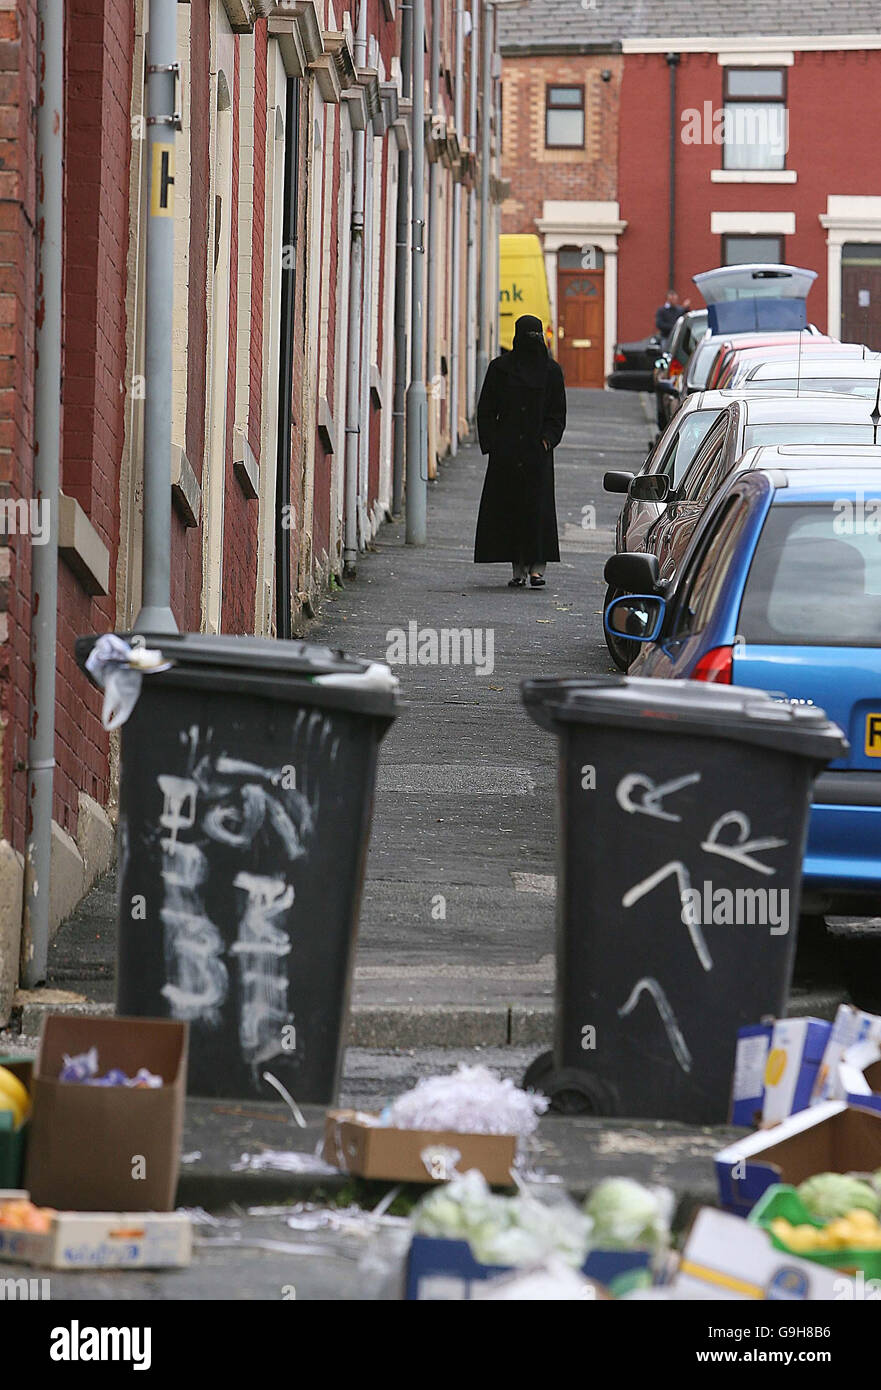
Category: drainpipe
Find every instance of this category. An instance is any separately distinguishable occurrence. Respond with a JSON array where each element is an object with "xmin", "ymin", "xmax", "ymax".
[
  {"xmin": 448, "ymin": 0, "xmax": 464, "ymax": 454},
  {"xmin": 475, "ymin": 0, "xmax": 493, "ymax": 392},
  {"xmin": 22, "ymin": 0, "xmax": 65, "ymax": 986},
  {"xmin": 425, "ymin": 0, "xmax": 441, "ymax": 471},
  {"xmin": 492, "ymin": 5, "xmax": 501, "ymax": 363},
  {"xmin": 134, "ymin": 0, "xmax": 178, "ymax": 633},
  {"xmin": 344, "ymin": 0, "xmax": 369, "ymax": 574},
  {"xmin": 391, "ymin": 0, "xmax": 412, "ymax": 516},
  {"xmin": 666, "ymin": 52, "xmax": 680, "ymax": 294},
  {"xmin": 465, "ymin": 0, "xmax": 478, "ymax": 422},
  {"xmin": 360, "ymin": 60, "xmax": 375, "ymax": 545},
  {"xmin": 405, "ymin": 0, "xmax": 427, "ymax": 544},
  {"xmin": 275, "ymin": 76, "xmax": 300, "ymax": 638}
]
